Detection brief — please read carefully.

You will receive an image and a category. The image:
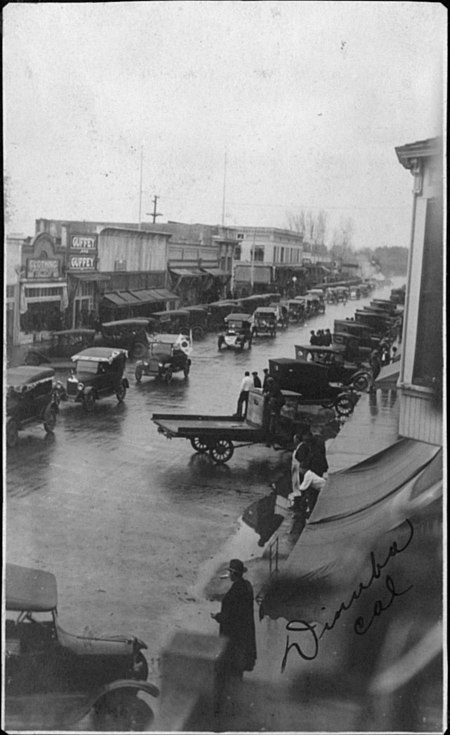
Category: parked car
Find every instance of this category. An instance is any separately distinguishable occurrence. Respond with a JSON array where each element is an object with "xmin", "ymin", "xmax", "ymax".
[
  {"xmin": 183, "ymin": 306, "xmax": 209, "ymax": 339},
  {"xmin": 61, "ymin": 348, "xmax": 129, "ymax": 411},
  {"xmin": 305, "ymin": 290, "xmax": 326, "ymax": 314},
  {"xmin": 294, "ymin": 344, "xmax": 371, "ymax": 391},
  {"xmin": 268, "ymin": 358, "xmax": 358, "ymax": 417},
  {"xmin": 100, "ymin": 319, "xmax": 155, "ymax": 359},
  {"xmin": 6, "ymin": 366, "xmax": 59, "ymax": 448},
  {"xmin": 135, "ymin": 333, "xmax": 192, "ymax": 383},
  {"xmin": 4, "ymin": 563, "xmax": 158, "ymax": 731},
  {"xmin": 252, "ymin": 307, "xmax": 278, "ymax": 337},
  {"xmin": 286, "ymin": 299, "xmax": 306, "ymax": 323},
  {"xmin": 332, "ymin": 332, "xmax": 375, "ymax": 363},
  {"xmin": 207, "ymin": 300, "xmax": 239, "ymax": 330},
  {"xmin": 150, "ymin": 309, "xmax": 191, "ymax": 336},
  {"xmin": 218, "ymin": 313, "xmax": 253, "ymax": 350},
  {"xmin": 333, "ymin": 319, "xmax": 381, "ymax": 349},
  {"xmin": 25, "ymin": 329, "xmax": 97, "ymax": 367}
]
